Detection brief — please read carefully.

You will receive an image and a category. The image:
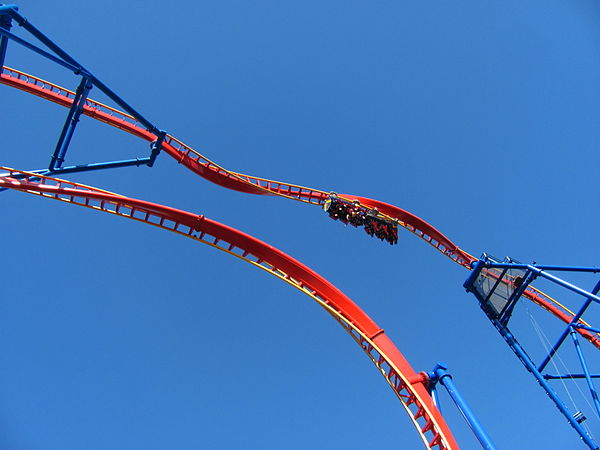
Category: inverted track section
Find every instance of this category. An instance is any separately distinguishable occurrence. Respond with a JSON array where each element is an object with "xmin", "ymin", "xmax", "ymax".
[
  {"xmin": 0, "ymin": 167, "xmax": 457, "ymax": 450},
  {"xmin": 0, "ymin": 66, "xmax": 471, "ymax": 264},
  {"xmin": 1, "ymin": 67, "xmax": 598, "ymax": 350}
]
